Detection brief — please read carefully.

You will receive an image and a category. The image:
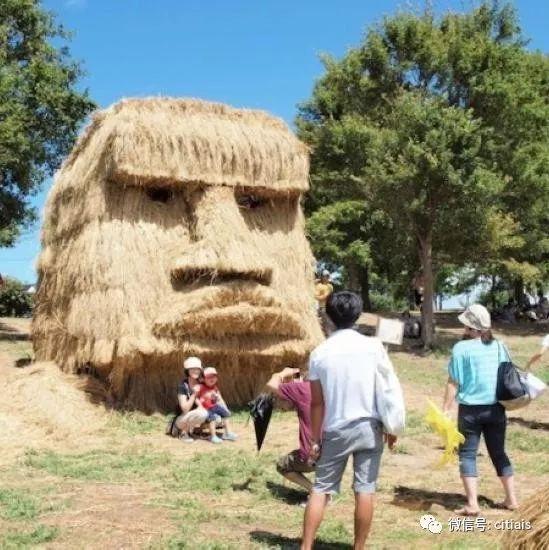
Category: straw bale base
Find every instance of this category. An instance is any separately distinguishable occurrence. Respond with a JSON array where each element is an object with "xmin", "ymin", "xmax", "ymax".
[
  {"xmin": 501, "ymin": 486, "xmax": 549, "ymax": 549},
  {"xmin": 57, "ymin": 352, "xmax": 307, "ymax": 413}
]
